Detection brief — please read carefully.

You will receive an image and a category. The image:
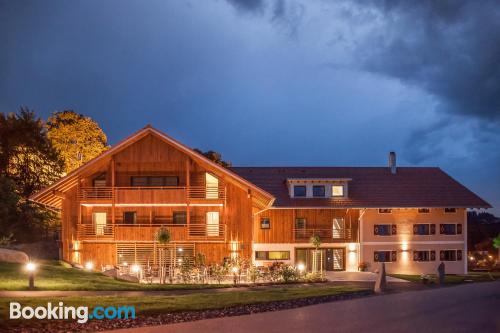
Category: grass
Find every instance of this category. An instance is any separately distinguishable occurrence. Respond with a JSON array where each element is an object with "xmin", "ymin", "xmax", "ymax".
[
  {"xmin": 0, "ymin": 261, "xmax": 230, "ymax": 291},
  {"xmin": 390, "ymin": 272, "xmax": 500, "ymax": 284},
  {"xmin": 0, "ymin": 284, "xmax": 368, "ymax": 320}
]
